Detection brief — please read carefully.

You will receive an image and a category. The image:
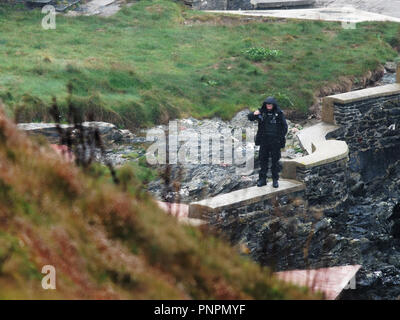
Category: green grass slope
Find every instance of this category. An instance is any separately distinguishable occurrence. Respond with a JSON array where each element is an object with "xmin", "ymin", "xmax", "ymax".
[{"xmin": 0, "ymin": 0, "xmax": 399, "ymax": 129}]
